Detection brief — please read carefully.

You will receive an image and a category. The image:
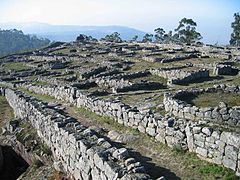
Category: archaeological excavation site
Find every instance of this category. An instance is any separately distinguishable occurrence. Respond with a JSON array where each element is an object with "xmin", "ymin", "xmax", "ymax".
[{"xmin": 0, "ymin": 34, "xmax": 239, "ymax": 180}]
